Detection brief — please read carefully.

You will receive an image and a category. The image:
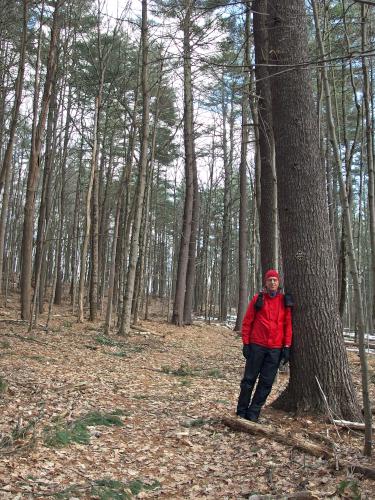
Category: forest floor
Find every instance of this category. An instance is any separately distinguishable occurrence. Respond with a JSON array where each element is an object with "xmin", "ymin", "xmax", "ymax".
[{"xmin": 0, "ymin": 297, "xmax": 375, "ymax": 499}]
